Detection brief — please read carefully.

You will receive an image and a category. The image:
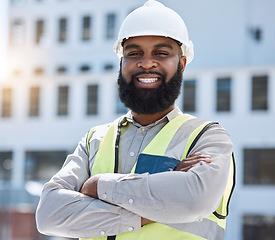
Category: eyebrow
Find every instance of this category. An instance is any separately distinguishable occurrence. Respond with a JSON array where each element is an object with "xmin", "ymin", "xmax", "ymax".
[
  {"xmin": 154, "ymin": 43, "xmax": 173, "ymax": 49},
  {"xmin": 124, "ymin": 43, "xmax": 174, "ymax": 51},
  {"xmin": 124, "ymin": 44, "xmax": 140, "ymax": 51}
]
